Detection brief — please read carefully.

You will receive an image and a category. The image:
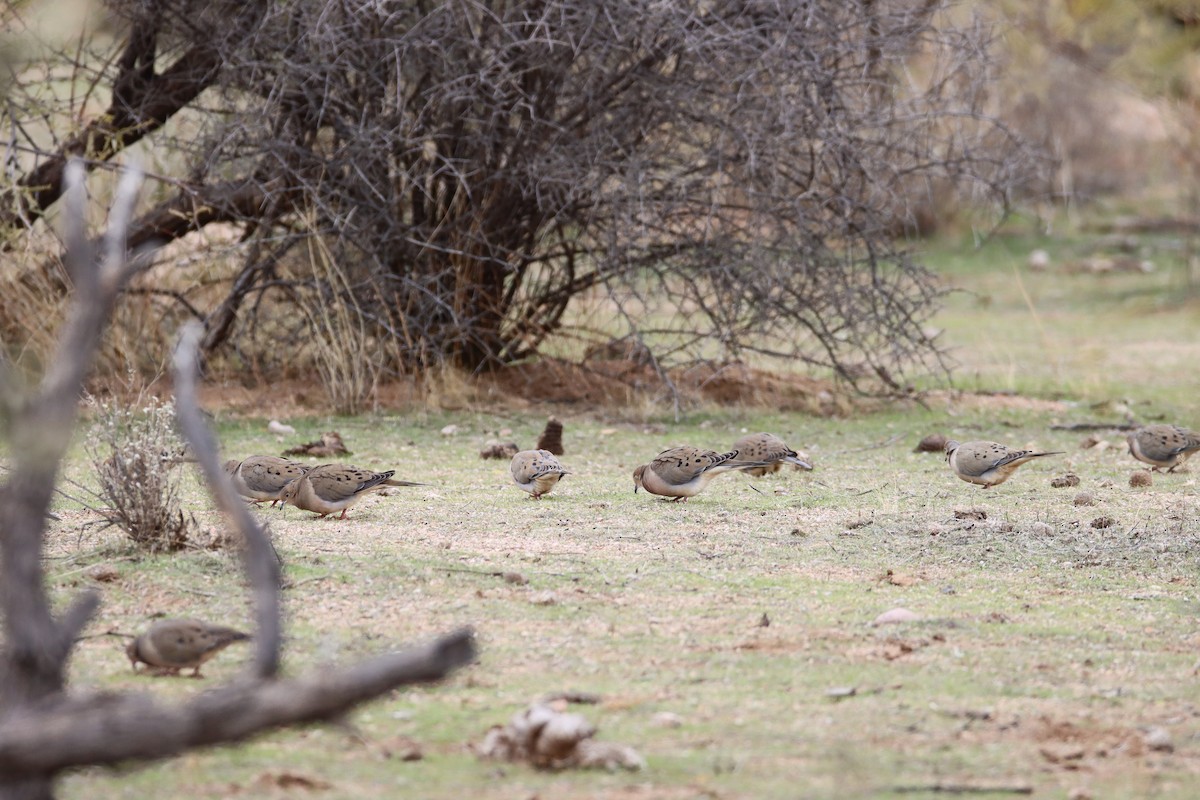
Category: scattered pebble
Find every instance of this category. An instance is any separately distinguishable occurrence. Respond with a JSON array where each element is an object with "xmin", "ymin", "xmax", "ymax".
[
  {"xmin": 267, "ymin": 419, "xmax": 296, "ymax": 435},
  {"xmin": 914, "ymin": 433, "xmax": 947, "ymax": 453},
  {"xmin": 529, "ymin": 591, "xmax": 558, "ymax": 606},
  {"xmin": 825, "ymin": 686, "xmax": 858, "ymax": 699},
  {"xmin": 1141, "ymin": 726, "xmax": 1174, "ymax": 752},
  {"xmin": 85, "ymin": 564, "xmax": 121, "ymax": 583},
  {"xmin": 1129, "ymin": 470, "xmax": 1152, "ymax": 488},
  {"xmin": 651, "ymin": 711, "xmax": 683, "ymax": 728},
  {"xmin": 440, "ymin": 424, "xmax": 459, "ymax": 436},
  {"xmin": 1073, "ymin": 492, "xmax": 1095, "ymax": 507},
  {"xmin": 872, "ymin": 607, "xmax": 919, "ymax": 626},
  {"xmin": 480, "ymin": 442, "xmax": 519, "ymax": 460},
  {"xmin": 1027, "ymin": 249, "xmax": 1050, "ymax": 271},
  {"xmin": 1050, "ymin": 473, "xmax": 1080, "ymax": 488}
]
